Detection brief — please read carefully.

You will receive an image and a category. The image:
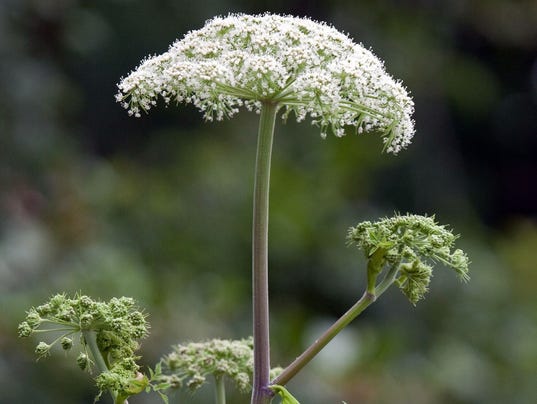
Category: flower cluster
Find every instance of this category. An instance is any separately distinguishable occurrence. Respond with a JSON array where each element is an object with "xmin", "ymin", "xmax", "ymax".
[
  {"xmin": 18, "ymin": 293, "xmax": 150, "ymax": 401},
  {"xmin": 160, "ymin": 338, "xmax": 254, "ymax": 392},
  {"xmin": 348, "ymin": 214, "xmax": 470, "ymax": 303},
  {"xmin": 116, "ymin": 13, "xmax": 415, "ymax": 153},
  {"xmin": 158, "ymin": 337, "xmax": 281, "ymax": 393}
]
